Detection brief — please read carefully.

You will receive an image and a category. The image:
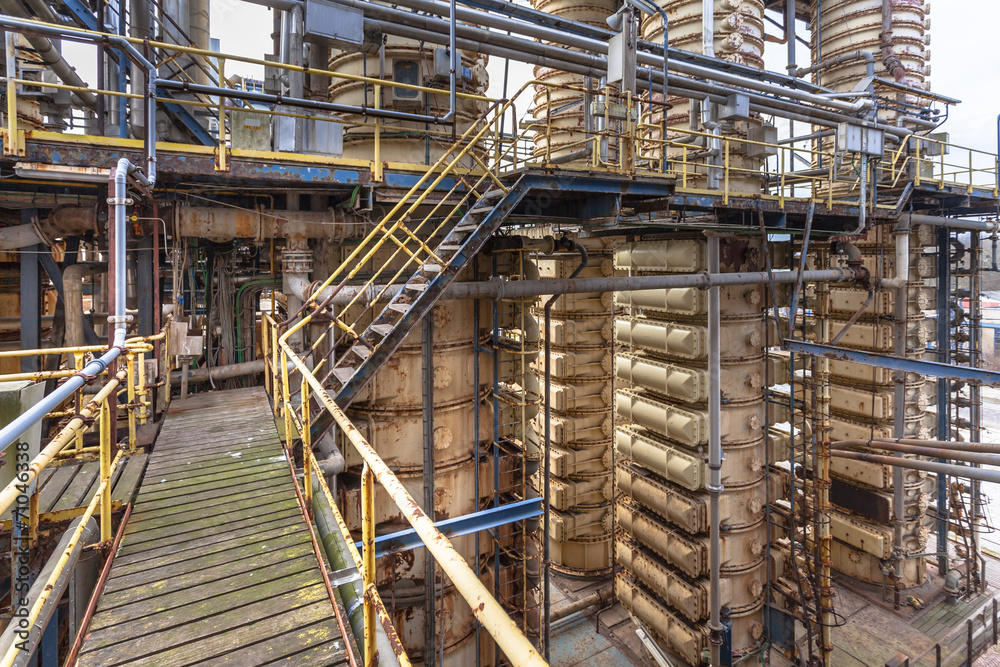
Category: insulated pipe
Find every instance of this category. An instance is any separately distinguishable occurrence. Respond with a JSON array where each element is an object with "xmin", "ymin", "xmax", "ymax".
[
  {"xmin": 831, "ymin": 451, "xmax": 1000, "ymax": 485},
  {"xmin": 542, "ymin": 240, "xmax": 588, "ymax": 662},
  {"xmin": 64, "ymin": 263, "xmax": 106, "ymax": 347},
  {"xmin": 297, "ymin": 268, "xmax": 862, "ymax": 306},
  {"xmin": 706, "ymin": 233, "xmax": 722, "ymax": 666},
  {"xmin": 311, "ymin": 477, "xmax": 399, "ymax": 667},
  {"xmin": 0, "ymin": 158, "xmax": 134, "ymax": 451},
  {"xmin": 834, "ymin": 438, "xmax": 1000, "ymax": 455},
  {"xmin": 785, "ymin": 0, "xmax": 796, "ymax": 73},
  {"xmin": 901, "ymin": 213, "xmax": 1000, "ymax": 233},
  {"xmin": 169, "ymin": 359, "xmax": 269, "ymax": 385},
  {"xmin": 0, "ymin": 517, "xmax": 98, "ymax": 663},
  {"xmin": 549, "ymin": 588, "xmax": 611, "ymax": 623},
  {"xmin": 0, "ymin": 0, "xmax": 98, "ymax": 109},
  {"xmin": 881, "ymin": 0, "xmax": 906, "ymax": 82}
]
